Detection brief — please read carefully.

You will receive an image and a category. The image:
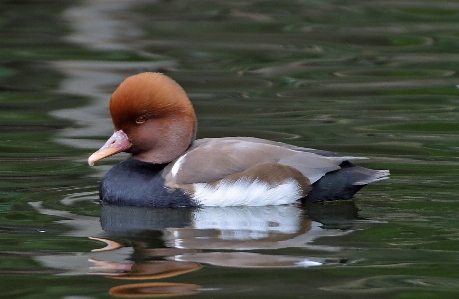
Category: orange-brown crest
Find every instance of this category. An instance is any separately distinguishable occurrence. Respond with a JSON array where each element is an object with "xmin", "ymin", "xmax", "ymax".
[{"xmin": 109, "ymin": 72, "xmax": 196, "ymax": 130}]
